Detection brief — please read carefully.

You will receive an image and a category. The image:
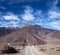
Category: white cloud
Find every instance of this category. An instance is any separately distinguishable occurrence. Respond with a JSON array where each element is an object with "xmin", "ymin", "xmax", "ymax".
[
  {"xmin": 21, "ymin": 6, "xmax": 35, "ymax": 21},
  {"xmin": 40, "ymin": 21, "xmax": 60, "ymax": 30},
  {"xmin": 48, "ymin": 0, "xmax": 60, "ymax": 19},
  {"xmin": 47, "ymin": 0, "xmax": 60, "ymax": 30},
  {"xmin": 3, "ymin": 13, "xmax": 19, "ymax": 20},
  {"xmin": 51, "ymin": 0, "xmax": 58, "ymax": 10},
  {"xmin": 54, "ymin": 0, "xmax": 58, "ymax": 5},
  {"xmin": 0, "ymin": 21, "xmax": 19, "ymax": 27},
  {"xmin": 8, "ymin": 21, "xmax": 19, "ymax": 27},
  {"xmin": 0, "ymin": 12, "xmax": 21, "ymax": 27},
  {"xmin": 49, "ymin": 21, "xmax": 60, "ymax": 30},
  {"xmin": 52, "ymin": 0, "xmax": 58, "ymax": 7},
  {"xmin": 48, "ymin": 11, "xmax": 60, "ymax": 19}
]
